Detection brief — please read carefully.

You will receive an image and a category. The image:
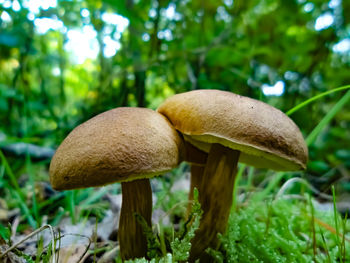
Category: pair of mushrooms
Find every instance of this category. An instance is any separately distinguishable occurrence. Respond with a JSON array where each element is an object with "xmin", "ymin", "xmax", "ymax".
[{"xmin": 50, "ymin": 90, "xmax": 308, "ymax": 261}]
